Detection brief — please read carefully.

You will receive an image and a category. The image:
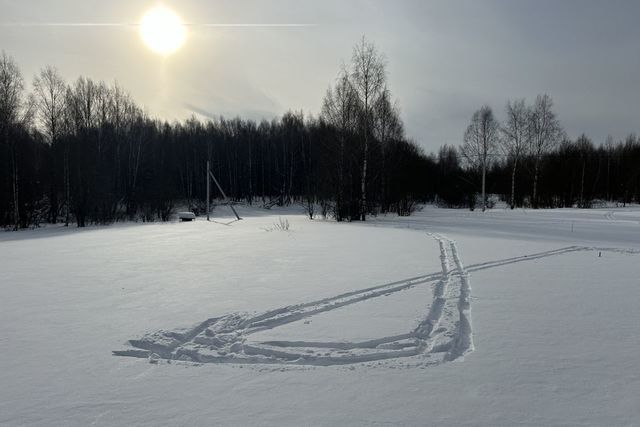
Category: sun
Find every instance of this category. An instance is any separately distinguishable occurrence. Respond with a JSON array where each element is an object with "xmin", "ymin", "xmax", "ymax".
[{"xmin": 139, "ymin": 5, "xmax": 187, "ymax": 55}]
